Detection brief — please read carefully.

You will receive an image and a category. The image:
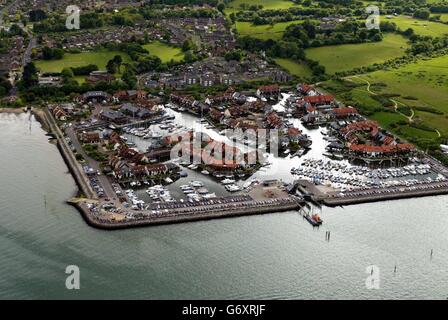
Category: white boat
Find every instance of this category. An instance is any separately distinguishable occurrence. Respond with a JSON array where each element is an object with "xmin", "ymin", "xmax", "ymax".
[
  {"xmin": 151, "ymin": 133, "xmax": 162, "ymax": 139},
  {"xmin": 221, "ymin": 178, "xmax": 235, "ymax": 185},
  {"xmin": 202, "ymin": 193, "xmax": 216, "ymax": 199},
  {"xmin": 190, "ymin": 181, "xmax": 204, "ymax": 188},
  {"xmin": 225, "ymin": 184, "xmax": 241, "ymax": 192},
  {"xmin": 197, "ymin": 188, "xmax": 209, "ymax": 194}
]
